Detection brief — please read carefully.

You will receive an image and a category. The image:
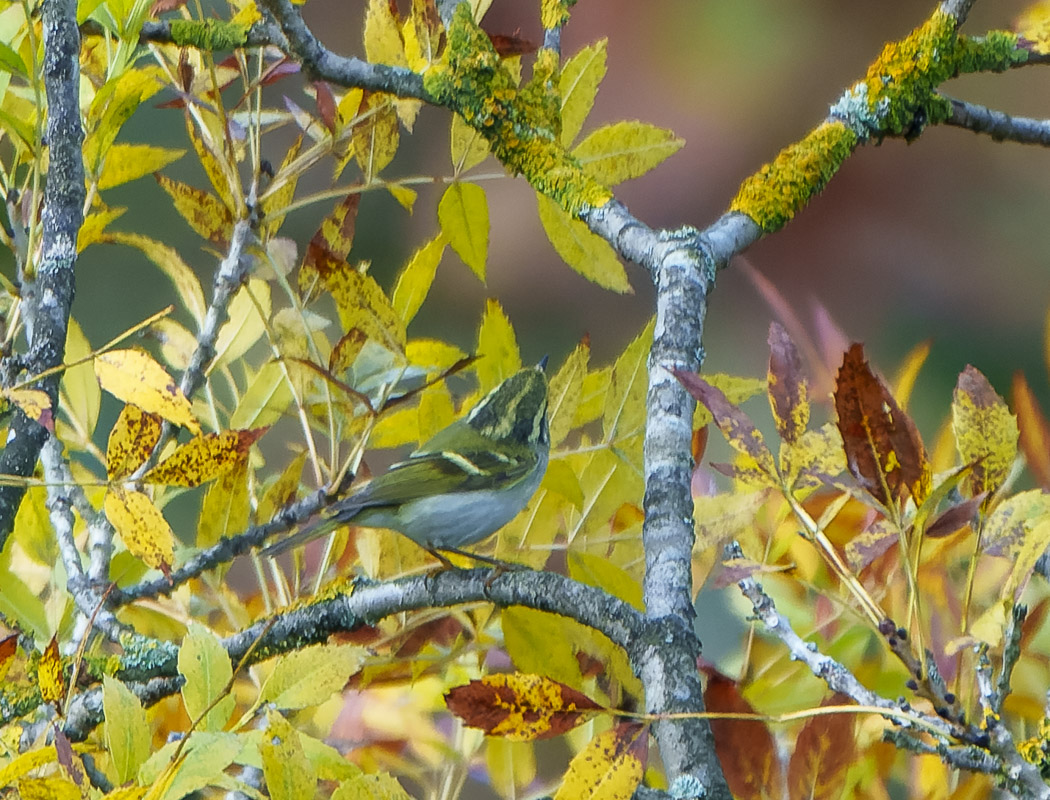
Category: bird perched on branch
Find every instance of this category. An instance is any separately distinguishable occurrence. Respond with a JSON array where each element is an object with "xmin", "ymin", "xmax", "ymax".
[{"xmin": 263, "ymin": 365, "xmax": 550, "ymax": 565}]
